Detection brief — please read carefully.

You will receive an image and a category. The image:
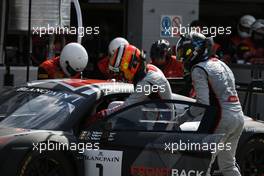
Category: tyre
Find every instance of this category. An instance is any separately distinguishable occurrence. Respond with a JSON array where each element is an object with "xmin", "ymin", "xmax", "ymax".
[
  {"xmin": 237, "ymin": 138, "xmax": 264, "ymax": 176},
  {"xmin": 19, "ymin": 150, "xmax": 75, "ymax": 176}
]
